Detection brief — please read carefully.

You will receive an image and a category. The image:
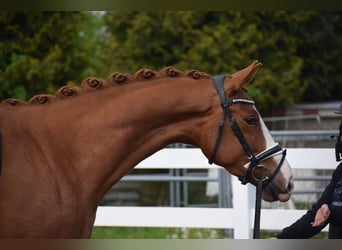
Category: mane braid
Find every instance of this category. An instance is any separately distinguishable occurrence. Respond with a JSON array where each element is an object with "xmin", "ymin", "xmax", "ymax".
[{"xmin": 0, "ymin": 67, "xmax": 211, "ymax": 107}]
